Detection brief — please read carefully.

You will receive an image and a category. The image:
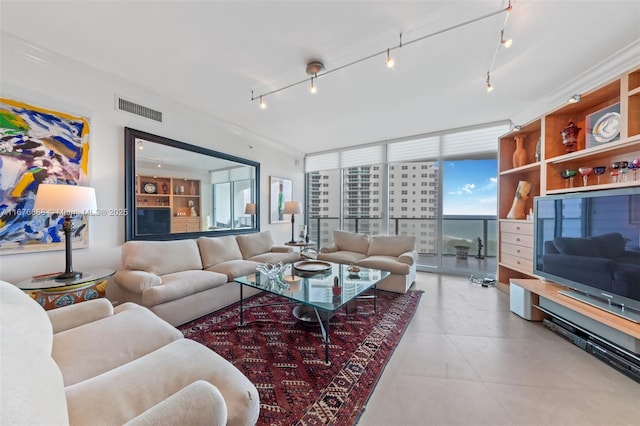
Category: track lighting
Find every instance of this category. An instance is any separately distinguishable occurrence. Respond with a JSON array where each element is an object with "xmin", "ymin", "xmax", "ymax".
[
  {"xmin": 251, "ymin": 4, "xmax": 513, "ymax": 107},
  {"xmin": 566, "ymin": 94, "xmax": 582, "ymax": 104},
  {"xmin": 386, "ymin": 48, "xmax": 395, "ymax": 68},
  {"xmin": 512, "ymin": 125, "xmax": 522, "ymax": 132},
  {"xmin": 137, "ymin": 140, "xmax": 143, "ymax": 150},
  {"xmin": 485, "ymin": 0, "xmax": 513, "ymax": 93},
  {"xmin": 310, "ymin": 76, "xmax": 317, "ymax": 94},
  {"xmin": 156, "ymin": 159, "xmax": 162, "ymax": 168}
]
